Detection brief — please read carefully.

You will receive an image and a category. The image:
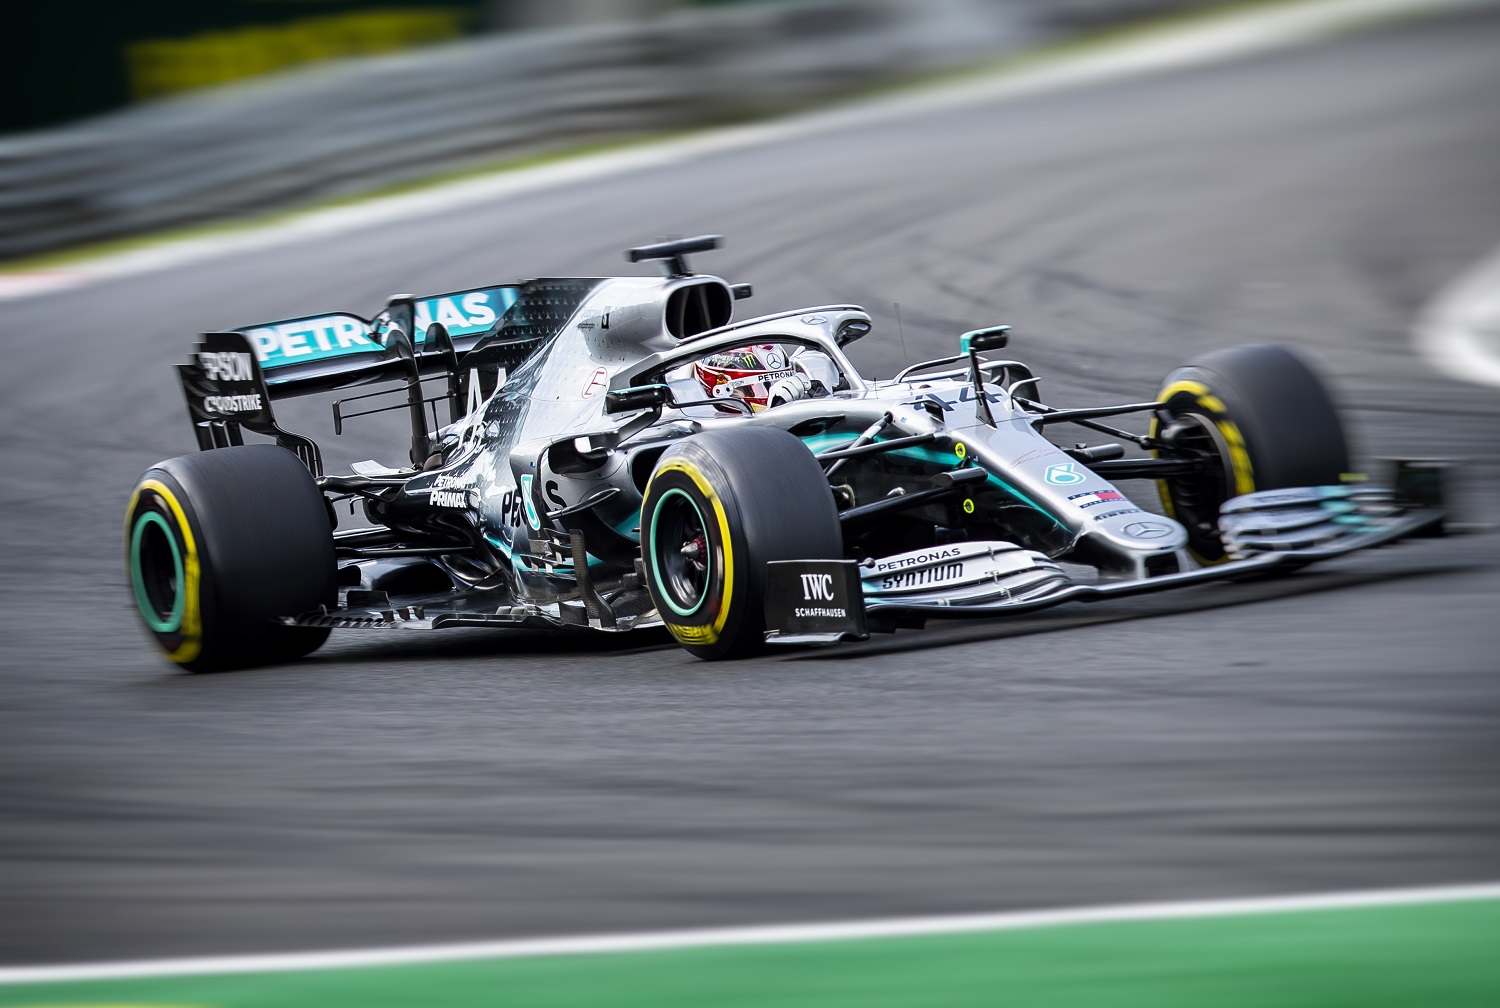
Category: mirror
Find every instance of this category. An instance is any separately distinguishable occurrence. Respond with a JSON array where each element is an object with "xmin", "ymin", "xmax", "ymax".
[
  {"xmin": 959, "ymin": 325, "xmax": 1011, "ymax": 354},
  {"xmin": 604, "ymin": 383, "xmax": 671, "ymax": 415}
]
